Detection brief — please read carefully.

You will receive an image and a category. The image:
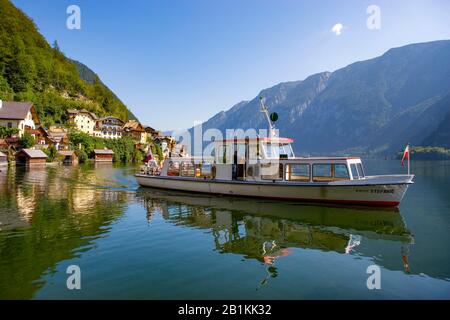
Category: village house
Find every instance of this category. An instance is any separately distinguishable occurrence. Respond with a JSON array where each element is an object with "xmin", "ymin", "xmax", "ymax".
[
  {"xmin": 31, "ymin": 125, "xmax": 52, "ymax": 146},
  {"xmin": 144, "ymin": 125, "xmax": 159, "ymax": 139},
  {"xmin": 93, "ymin": 149, "xmax": 114, "ymax": 162},
  {"xmin": 94, "ymin": 116, "xmax": 124, "ymax": 139},
  {"xmin": 65, "ymin": 110, "xmax": 161, "ymax": 147},
  {"xmin": 48, "ymin": 127, "xmax": 70, "ymax": 150},
  {"xmin": 67, "ymin": 109, "xmax": 98, "ymax": 135},
  {"xmin": 123, "ymin": 120, "xmax": 149, "ymax": 144},
  {"xmin": 0, "ymin": 100, "xmax": 40, "ymax": 137},
  {"xmin": 15, "ymin": 149, "xmax": 47, "ymax": 167},
  {"xmin": 30, "ymin": 126, "xmax": 70, "ymax": 151}
]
